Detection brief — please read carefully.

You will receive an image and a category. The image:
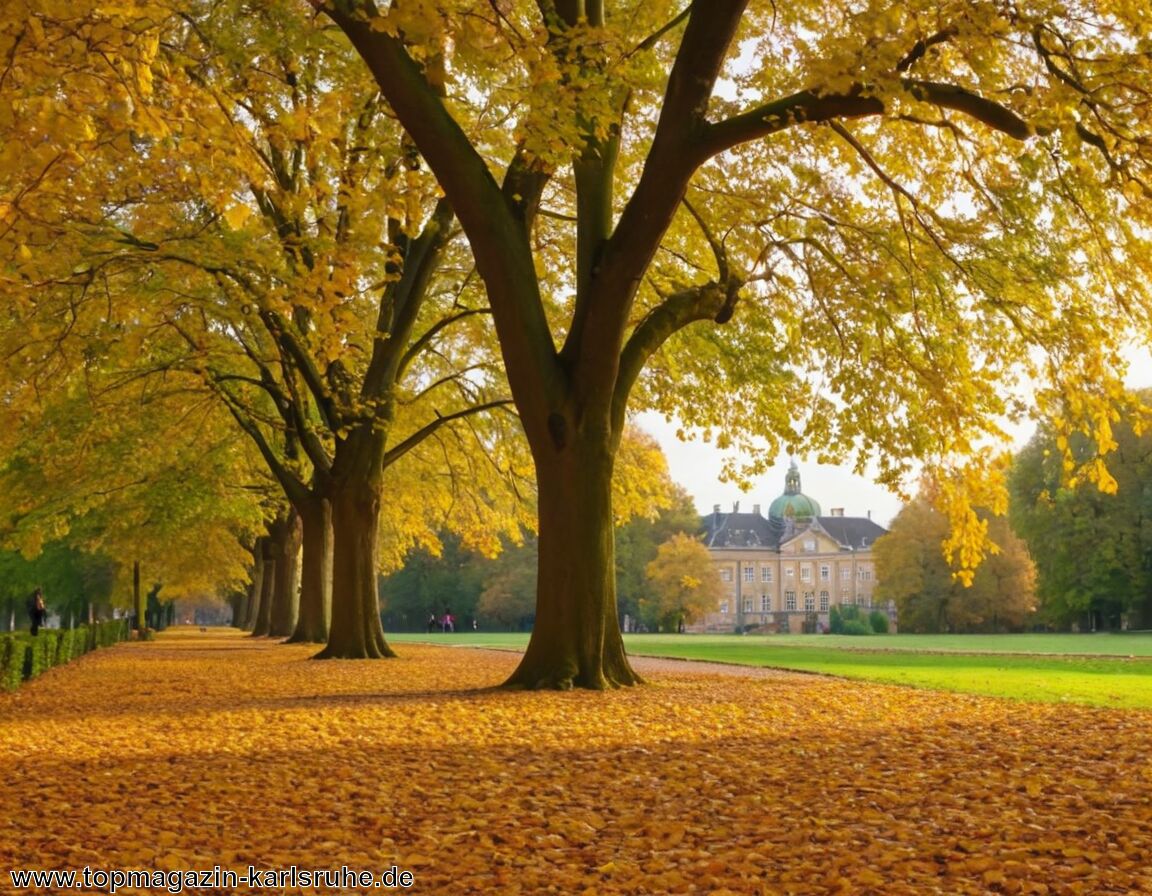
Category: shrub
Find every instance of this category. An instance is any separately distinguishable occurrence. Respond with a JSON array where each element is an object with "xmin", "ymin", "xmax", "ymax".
[
  {"xmin": 832, "ymin": 604, "xmax": 873, "ymax": 634},
  {"xmin": 1, "ymin": 636, "xmax": 26, "ymax": 692},
  {"xmin": 869, "ymin": 610, "xmax": 890, "ymax": 634},
  {"xmin": 0, "ymin": 619, "xmax": 131, "ymax": 693}
]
